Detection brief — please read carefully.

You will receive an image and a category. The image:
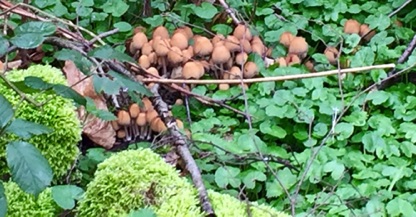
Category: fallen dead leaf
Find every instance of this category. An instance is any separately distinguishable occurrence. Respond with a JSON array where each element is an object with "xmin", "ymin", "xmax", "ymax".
[{"xmin": 63, "ymin": 60, "xmax": 116, "ymax": 149}]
